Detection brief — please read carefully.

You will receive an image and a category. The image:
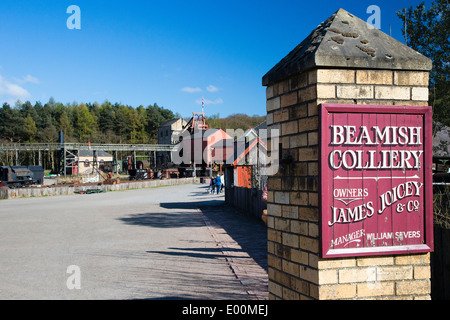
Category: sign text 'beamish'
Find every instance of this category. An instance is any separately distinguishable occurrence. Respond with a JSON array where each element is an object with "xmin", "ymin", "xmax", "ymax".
[{"xmin": 320, "ymin": 104, "xmax": 434, "ymax": 258}]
